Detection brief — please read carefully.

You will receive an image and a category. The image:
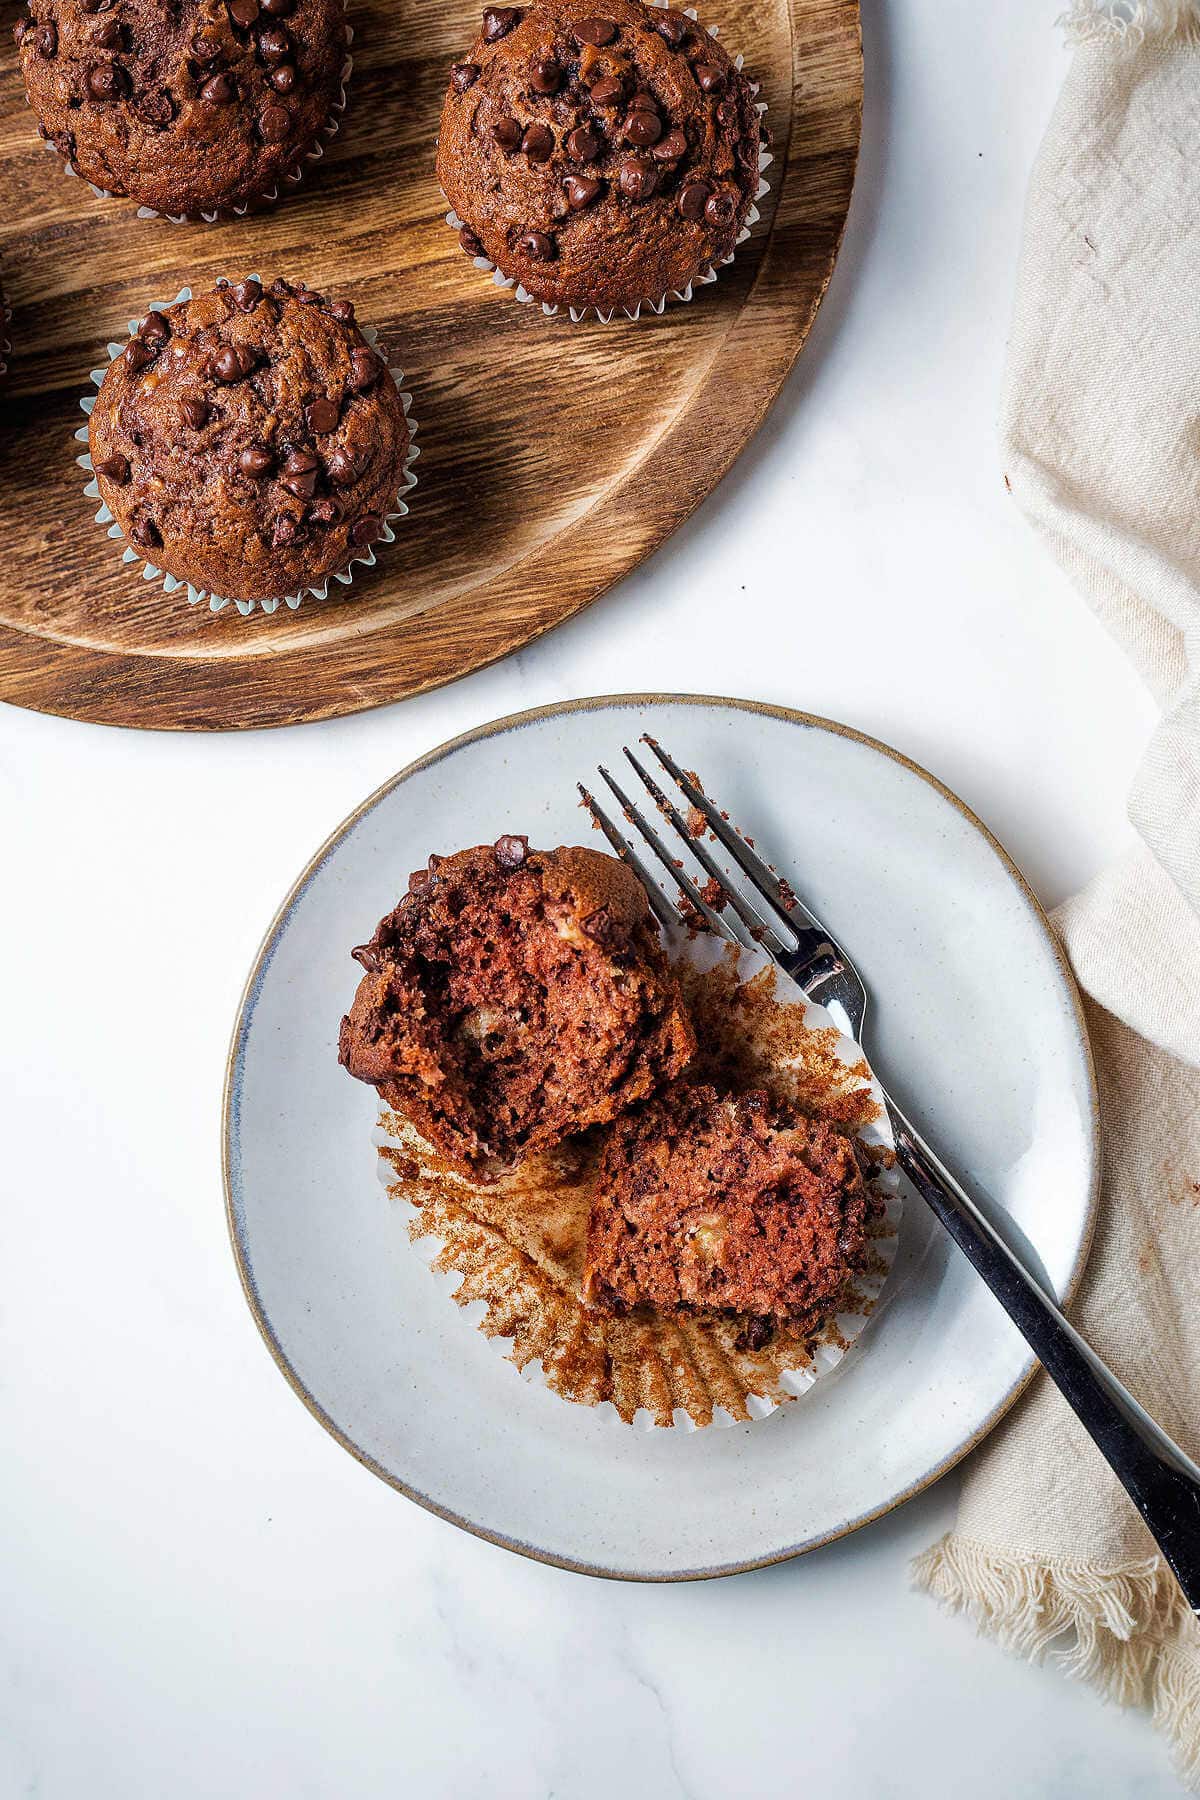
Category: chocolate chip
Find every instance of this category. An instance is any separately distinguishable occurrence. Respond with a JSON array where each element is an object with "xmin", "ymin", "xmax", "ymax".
[
  {"xmin": 693, "ymin": 62, "xmax": 725, "ymax": 94},
  {"xmin": 573, "ymin": 17, "xmax": 616, "ymax": 44},
  {"xmin": 705, "ymin": 188, "xmax": 735, "ymax": 227},
  {"xmin": 191, "ymin": 30, "xmax": 223, "ymax": 61},
  {"xmin": 125, "ymin": 338, "xmax": 155, "ymax": 372},
  {"xmin": 348, "ymin": 347, "xmax": 383, "ymax": 393},
  {"xmin": 678, "ymin": 177, "xmax": 710, "ymax": 219},
  {"xmin": 482, "ymin": 6, "xmax": 521, "ymax": 40},
  {"xmin": 280, "ymin": 449, "xmax": 320, "ymax": 498},
  {"xmin": 80, "ymin": 0, "xmax": 111, "ymax": 12},
  {"xmin": 92, "ymin": 17, "xmax": 123, "ymax": 49},
  {"xmin": 588, "ymin": 75, "xmax": 624, "ymax": 107},
  {"xmin": 133, "ymin": 88, "xmax": 176, "ymax": 127},
  {"xmin": 582, "ymin": 905, "xmax": 627, "ymax": 947},
  {"xmin": 94, "ymin": 451, "xmax": 129, "ymax": 484},
  {"xmin": 408, "ymin": 868, "xmax": 433, "ymax": 893},
  {"xmin": 325, "ymin": 447, "xmax": 361, "ymax": 487},
  {"xmin": 521, "ymin": 121, "xmax": 554, "ymax": 160},
  {"xmin": 654, "ymin": 9, "xmax": 689, "ymax": 46},
  {"xmin": 565, "ymin": 122, "xmax": 602, "ymax": 162},
  {"xmin": 228, "ymin": 0, "xmax": 259, "ymax": 25},
  {"xmin": 563, "ymin": 173, "xmax": 603, "ymax": 209},
  {"xmin": 494, "ymin": 834, "xmax": 529, "ymax": 868},
  {"xmin": 200, "ymin": 71, "xmax": 237, "ymax": 103},
  {"xmin": 212, "ymin": 343, "xmax": 255, "ymax": 383},
  {"xmin": 530, "ymin": 55, "xmax": 561, "ymax": 93},
  {"xmin": 86, "ymin": 62, "xmax": 125, "ymax": 101},
  {"xmin": 350, "ymin": 512, "xmax": 384, "ymax": 546},
  {"xmin": 257, "ymin": 24, "xmax": 290, "ymax": 61},
  {"xmin": 329, "ymin": 298, "xmax": 355, "ymax": 321},
  {"xmin": 450, "ymin": 61, "xmax": 480, "ymax": 91},
  {"xmin": 716, "ymin": 98, "xmax": 738, "ymax": 128},
  {"xmin": 271, "ymin": 513, "xmax": 301, "ymax": 549},
  {"xmin": 181, "ymin": 396, "xmax": 210, "ymax": 429},
  {"xmin": 307, "ymin": 497, "xmax": 343, "ymax": 527},
  {"xmin": 270, "ymin": 277, "xmax": 295, "ymax": 297},
  {"xmin": 13, "ymin": 17, "xmax": 30, "ymax": 45},
  {"xmin": 36, "ymin": 22, "xmax": 57, "ymax": 56},
  {"xmin": 516, "ymin": 230, "xmax": 555, "ymax": 261},
  {"xmin": 492, "ymin": 116, "xmax": 522, "ymax": 151},
  {"xmin": 259, "ymin": 103, "xmax": 291, "ymax": 140},
  {"xmin": 305, "ymin": 397, "xmax": 339, "ymax": 434},
  {"xmin": 617, "ymin": 156, "xmax": 656, "ymax": 201},
  {"xmin": 459, "ymin": 225, "xmax": 483, "ymax": 256},
  {"xmin": 652, "ymin": 127, "xmax": 687, "ymax": 162},
  {"xmin": 268, "ymin": 61, "xmax": 296, "ymax": 90},
  {"xmin": 734, "ymin": 1315, "xmax": 774, "ymax": 1353},
  {"xmin": 130, "ymin": 516, "xmax": 160, "ymax": 549},
  {"xmin": 139, "ymin": 310, "xmax": 171, "ymax": 345},
  {"xmin": 239, "ymin": 443, "xmax": 274, "ymax": 477},
  {"xmin": 294, "ymin": 285, "xmax": 323, "ymax": 305},
  {"xmin": 261, "ymin": 0, "xmax": 295, "ymax": 14},
  {"xmin": 229, "ymin": 277, "xmax": 263, "ymax": 311},
  {"xmin": 622, "ymin": 108, "xmax": 662, "ymax": 147}
]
